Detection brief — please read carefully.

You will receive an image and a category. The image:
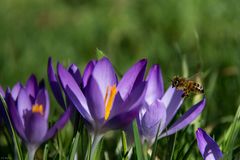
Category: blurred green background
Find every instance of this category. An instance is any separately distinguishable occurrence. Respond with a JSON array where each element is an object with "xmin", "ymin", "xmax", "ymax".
[{"xmin": 0, "ymin": 0, "xmax": 240, "ymax": 142}]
